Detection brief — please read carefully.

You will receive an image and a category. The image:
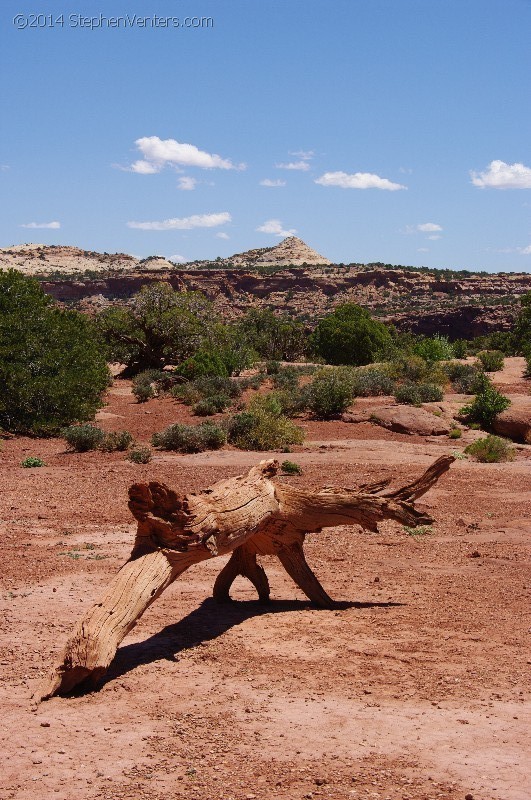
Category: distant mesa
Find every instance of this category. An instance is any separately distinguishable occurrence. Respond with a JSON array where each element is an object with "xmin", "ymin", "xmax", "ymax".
[{"xmin": 0, "ymin": 236, "xmax": 331, "ymax": 275}]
